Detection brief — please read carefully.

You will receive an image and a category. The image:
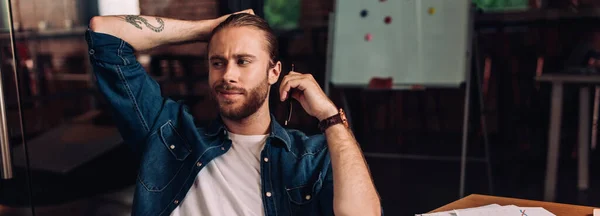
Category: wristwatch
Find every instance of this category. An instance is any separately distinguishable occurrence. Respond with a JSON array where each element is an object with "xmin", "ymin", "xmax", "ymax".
[{"xmin": 318, "ymin": 108, "xmax": 349, "ymax": 132}]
